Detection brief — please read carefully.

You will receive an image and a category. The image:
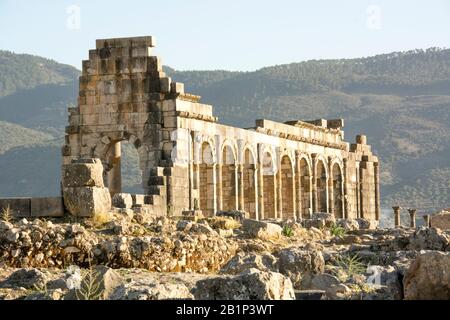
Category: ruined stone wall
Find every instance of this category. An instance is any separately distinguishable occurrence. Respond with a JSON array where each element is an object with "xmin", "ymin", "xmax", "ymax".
[{"xmin": 62, "ymin": 36, "xmax": 380, "ymax": 222}]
